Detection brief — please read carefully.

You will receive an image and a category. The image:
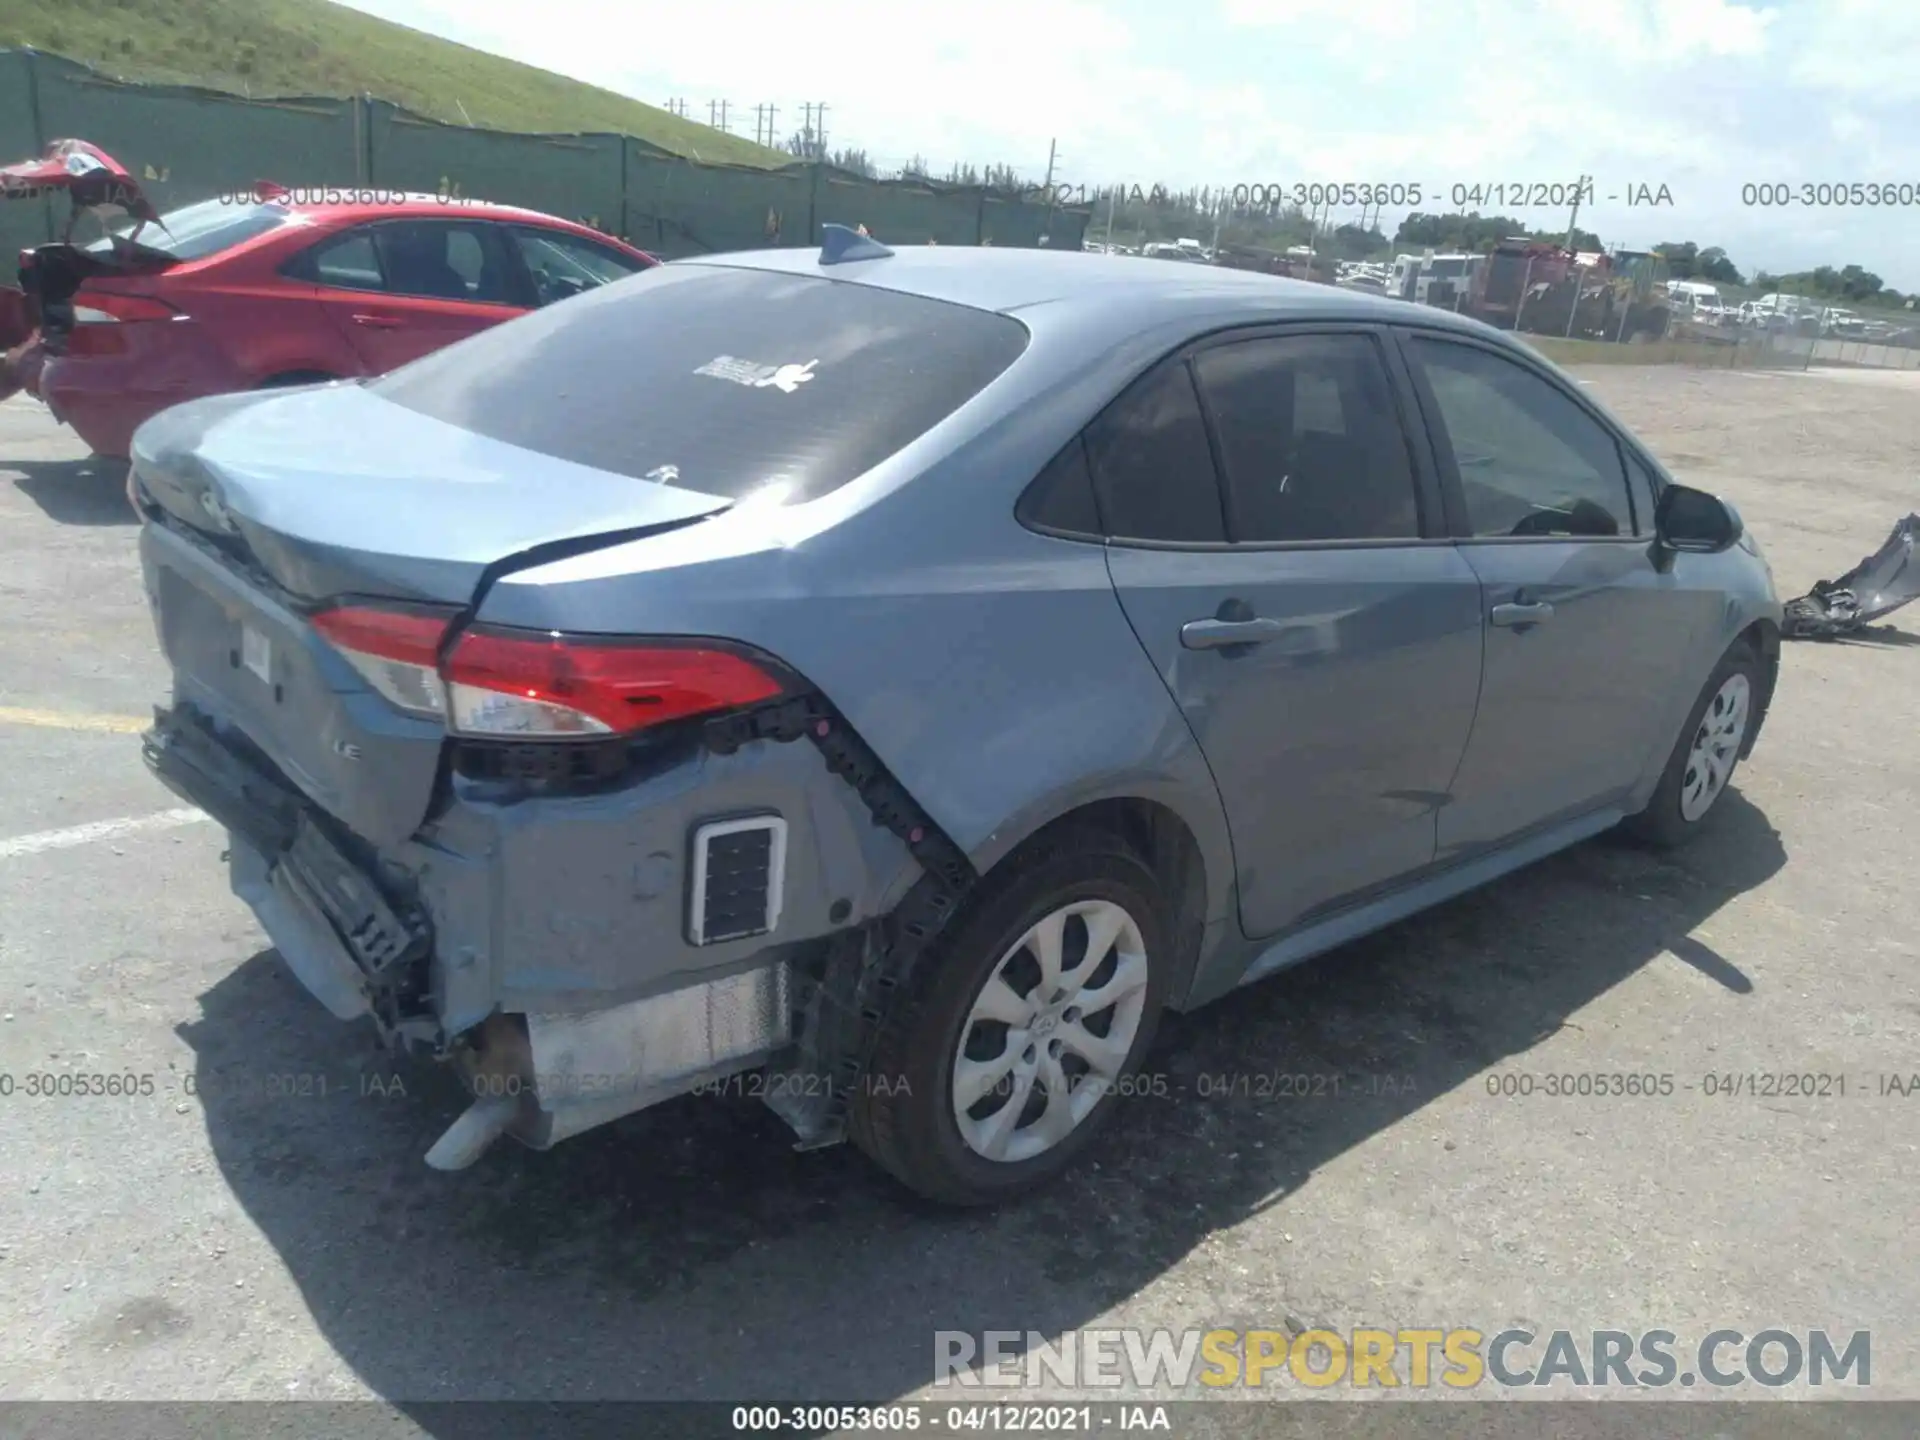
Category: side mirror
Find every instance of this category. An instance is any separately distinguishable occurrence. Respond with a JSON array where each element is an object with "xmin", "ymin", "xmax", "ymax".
[{"xmin": 1655, "ymin": 484, "xmax": 1742, "ymax": 554}]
